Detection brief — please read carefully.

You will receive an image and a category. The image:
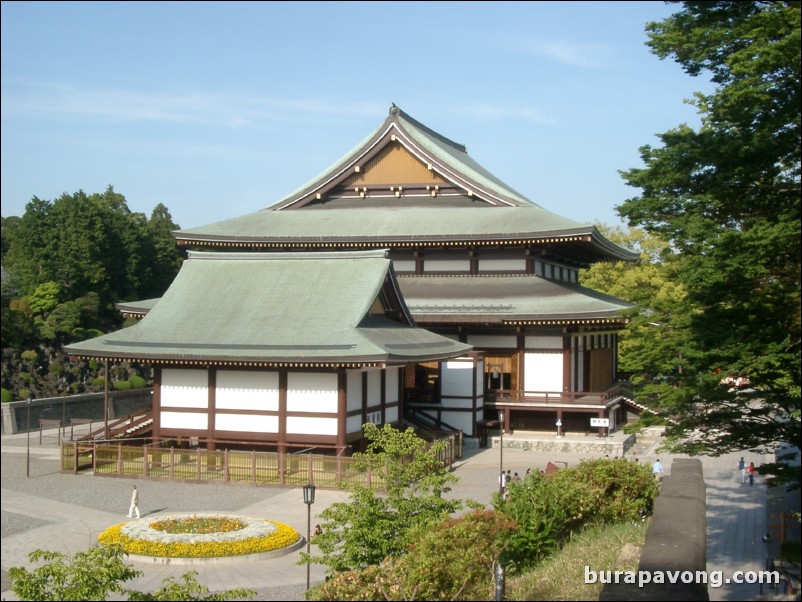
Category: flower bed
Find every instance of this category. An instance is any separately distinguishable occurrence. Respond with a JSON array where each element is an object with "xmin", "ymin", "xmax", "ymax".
[{"xmin": 97, "ymin": 513, "xmax": 300, "ymax": 559}]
